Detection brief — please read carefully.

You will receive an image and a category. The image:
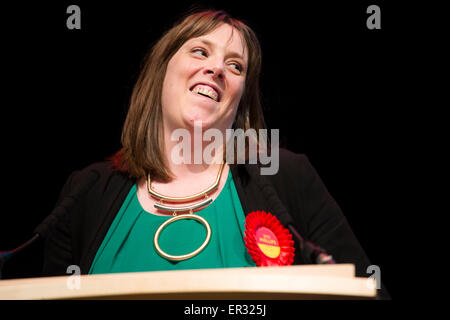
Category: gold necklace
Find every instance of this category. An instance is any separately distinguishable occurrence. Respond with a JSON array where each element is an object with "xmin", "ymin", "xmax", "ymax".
[{"xmin": 148, "ymin": 162, "xmax": 225, "ymax": 261}]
